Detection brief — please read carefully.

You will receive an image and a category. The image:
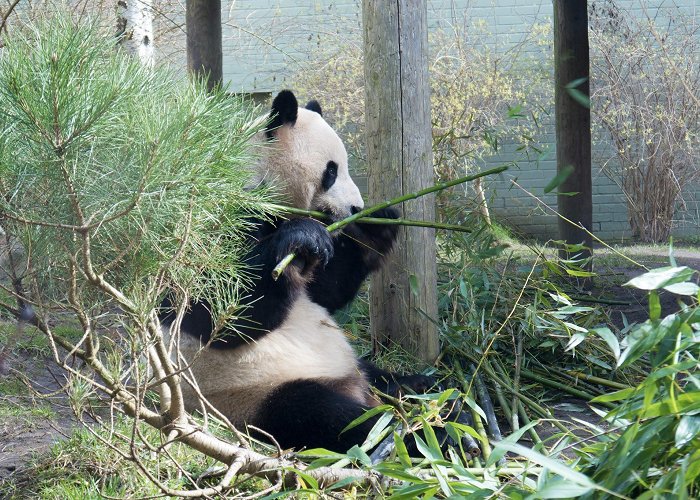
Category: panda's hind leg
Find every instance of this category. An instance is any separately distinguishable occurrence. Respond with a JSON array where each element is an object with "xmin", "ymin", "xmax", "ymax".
[{"xmin": 252, "ymin": 379, "xmax": 377, "ymax": 453}]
